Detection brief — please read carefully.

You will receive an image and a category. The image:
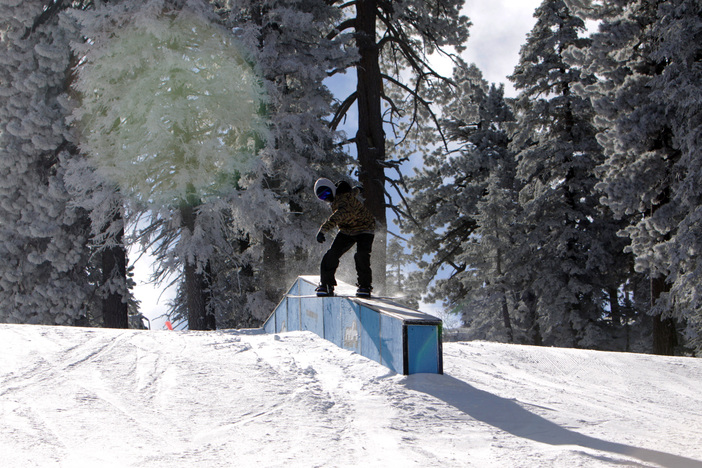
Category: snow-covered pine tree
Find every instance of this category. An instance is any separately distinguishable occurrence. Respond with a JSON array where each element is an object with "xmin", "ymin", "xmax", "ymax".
[
  {"xmin": 62, "ymin": 153, "xmax": 132, "ymax": 328},
  {"xmin": 214, "ymin": 0, "xmax": 354, "ymax": 325},
  {"xmin": 404, "ymin": 61, "xmax": 518, "ymax": 341},
  {"xmin": 571, "ymin": 0, "xmax": 702, "ymax": 354},
  {"xmin": 451, "ymin": 79, "xmax": 520, "ymax": 343},
  {"xmin": 327, "ymin": 0, "xmax": 471, "ymax": 294},
  {"xmin": 0, "ymin": 0, "xmax": 93, "ymax": 325},
  {"xmin": 460, "ymin": 169, "xmax": 520, "ymax": 343},
  {"xmin": 69, "ymin": 0, "xmax": 269, "ymax": 330},
  {"xmin": 54, "ymin": 1, "xmax": 137, "ymax": 329},
  {"xmin": 651, "ymin": 0, "xmax": 702, "ymax": 354},
  {"xmin": 507, "ymin": 0, "xmax": 629, "ymax": 348}
]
